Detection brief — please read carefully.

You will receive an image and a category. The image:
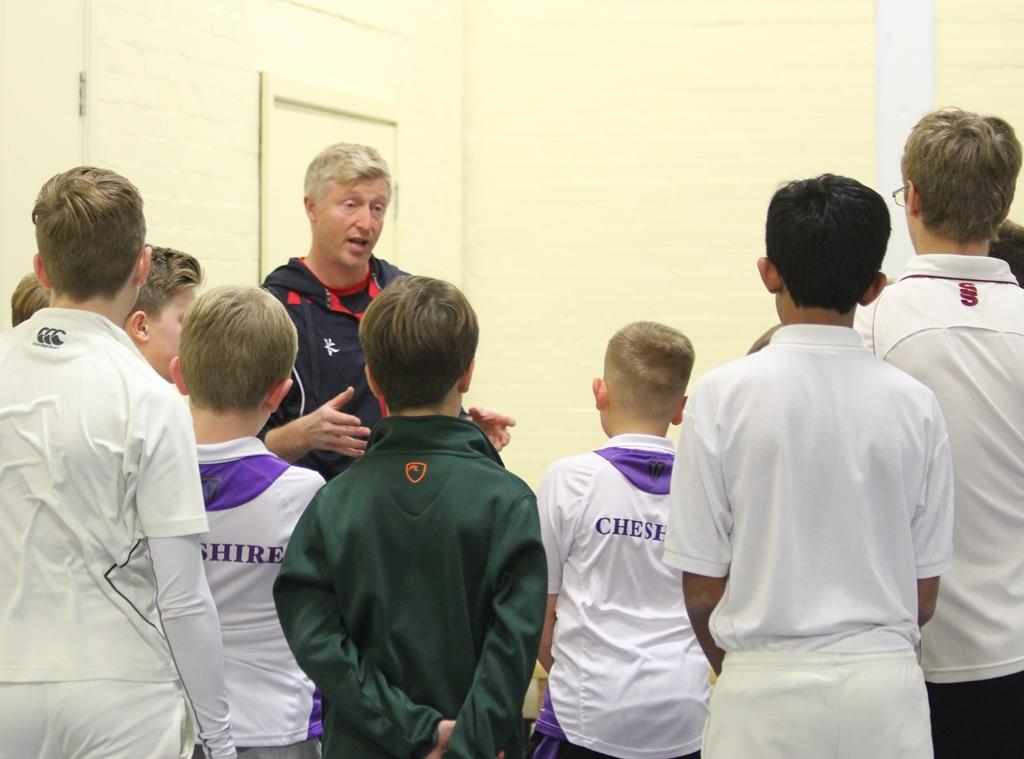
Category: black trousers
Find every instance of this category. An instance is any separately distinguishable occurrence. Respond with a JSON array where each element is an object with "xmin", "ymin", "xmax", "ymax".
[
  {"xmin": 526, "ymin": 730, "xmax": 700, "ymax": 759},
  {"xmin": 927, "ymin": 668, "xmax": 1024, "ymax": 759}
]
